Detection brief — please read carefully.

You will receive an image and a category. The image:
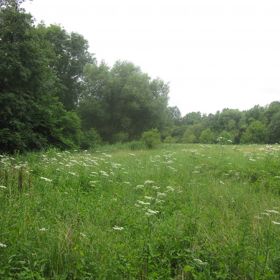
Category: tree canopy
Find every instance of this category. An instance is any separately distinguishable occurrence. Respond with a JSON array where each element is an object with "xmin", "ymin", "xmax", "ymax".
[{"xmin": 1, "ymin": 2, "xmax": 280, "ymax": 153}]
